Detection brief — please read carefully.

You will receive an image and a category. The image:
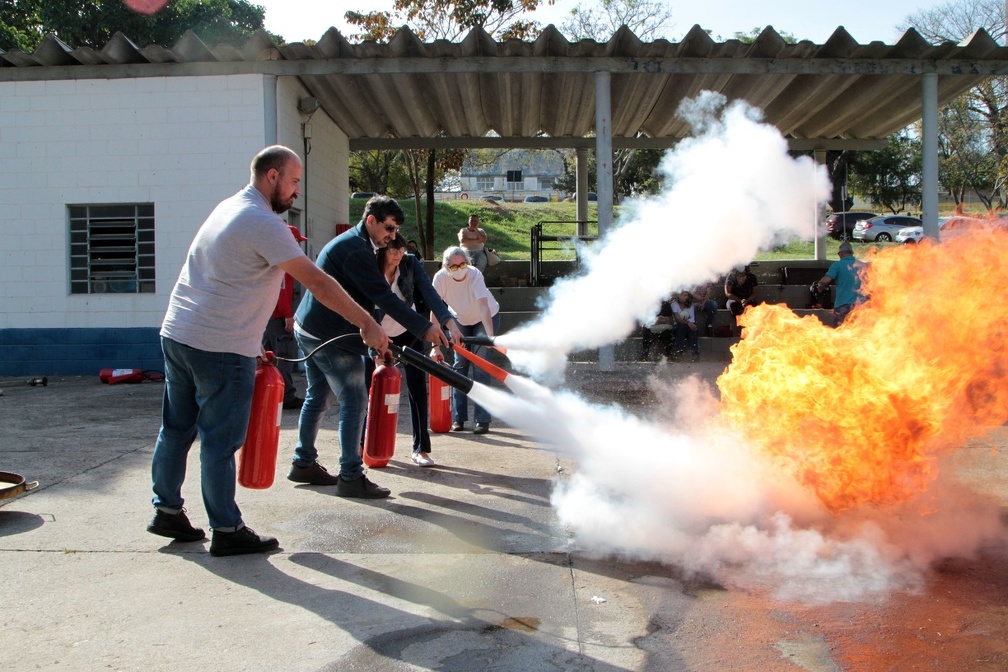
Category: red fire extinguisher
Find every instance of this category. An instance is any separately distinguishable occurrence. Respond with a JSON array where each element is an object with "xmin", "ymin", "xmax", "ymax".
[
  {"xmin": 238, "ymin": 352, "xmax": 285, "ymax": 489},
  {"xmin": 428, "ymin": 352, "xmax": 451, "ymax": 433},
  {"xmin": 99, "ymin": 368, "xmax": 147, "ymax": 384},
  {"xmin": 363, "ymin": 354, "xmax": 402, "ymax": 468}
]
